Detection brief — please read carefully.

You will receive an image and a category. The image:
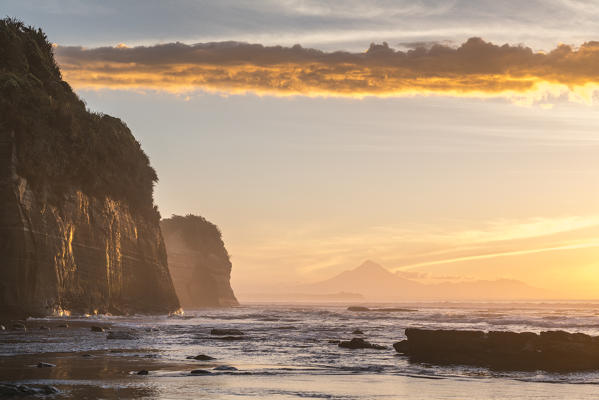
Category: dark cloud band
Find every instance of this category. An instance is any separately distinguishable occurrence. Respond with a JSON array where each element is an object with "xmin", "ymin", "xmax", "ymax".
[{"xmin": 54, "ymin": 38, "xmax": 599, "ymax": 99}]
